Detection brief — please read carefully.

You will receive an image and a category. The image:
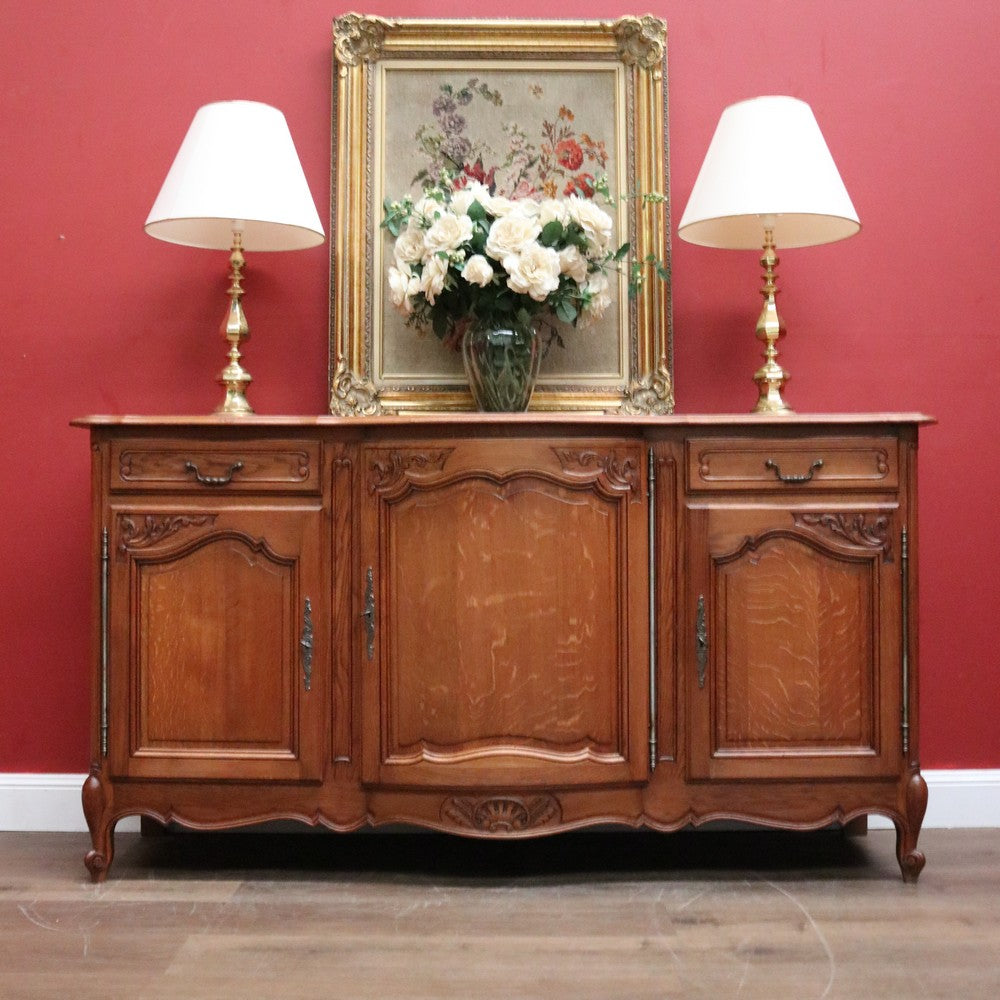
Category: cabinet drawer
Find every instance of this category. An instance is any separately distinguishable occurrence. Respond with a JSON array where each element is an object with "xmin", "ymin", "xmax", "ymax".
[
  {"xmin": 112, "ymin": 439, "xmax": 321, "ymax": 493},
  {"xmin": 687, "ymin": 437, "xmax": 897, "ymax": 491}
]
